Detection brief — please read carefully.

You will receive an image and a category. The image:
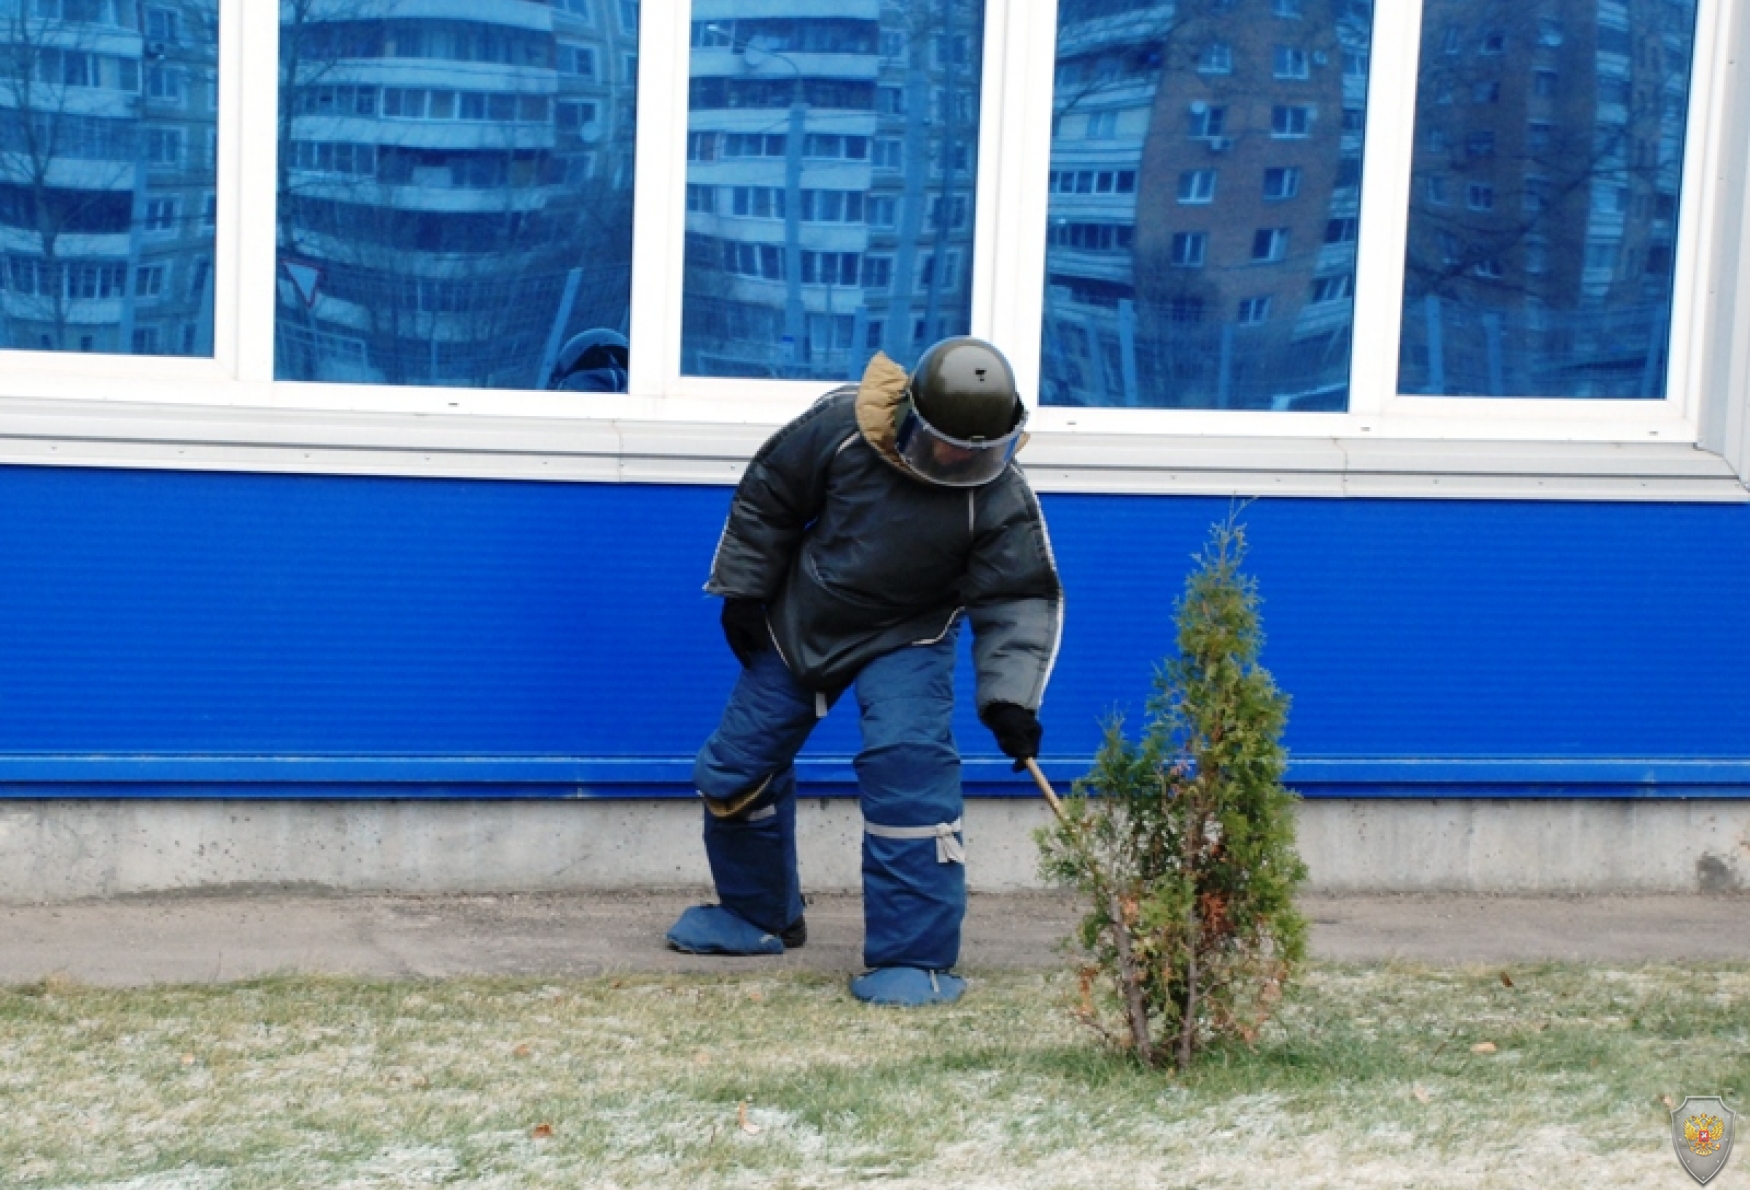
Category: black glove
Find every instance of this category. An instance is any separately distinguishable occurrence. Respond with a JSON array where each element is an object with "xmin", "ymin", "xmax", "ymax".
[
  {"xmin": 720, "ymin": 599, "xmax": 770, "ymax": 667},
  {"xmin": 981, "ymin": 702, "xmax": 1042, "ymax": 772}
]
